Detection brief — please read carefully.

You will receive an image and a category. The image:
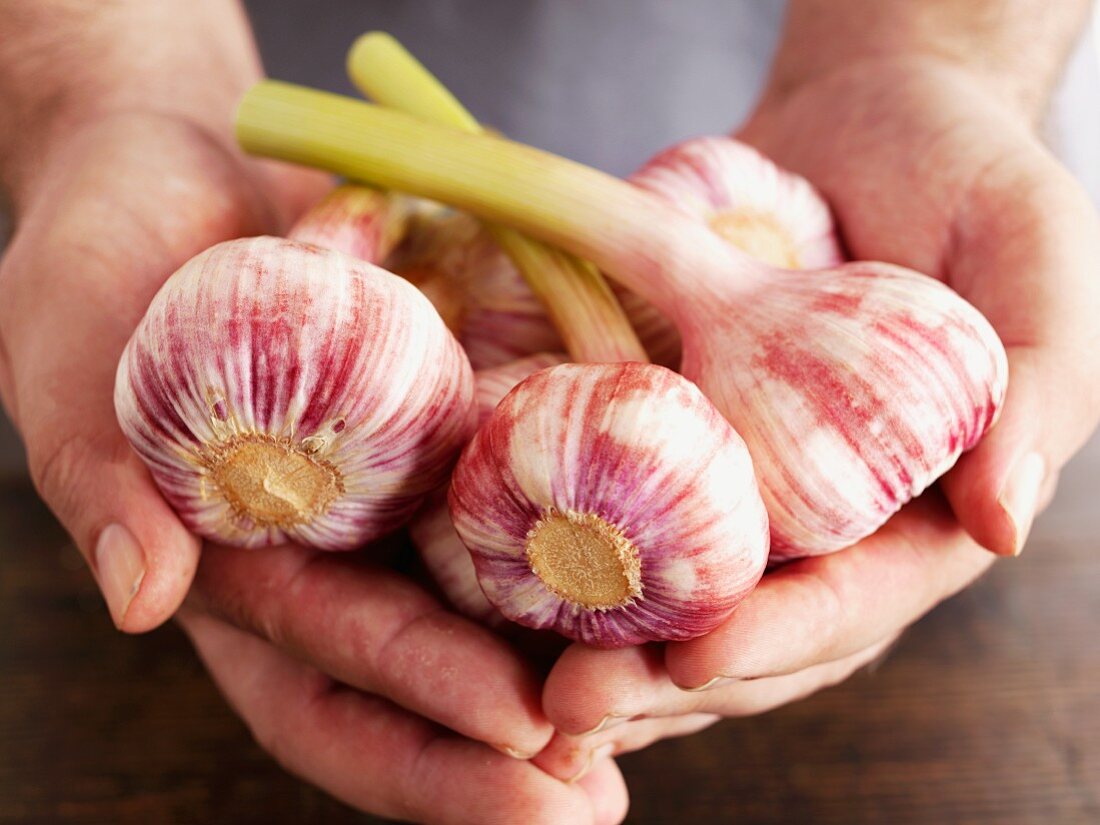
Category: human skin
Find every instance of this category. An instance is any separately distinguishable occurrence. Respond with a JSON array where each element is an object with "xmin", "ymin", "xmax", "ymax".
[
  {"xmin": 535, "ymin": 0, "xmax": 1100, "ymax": 782},
  {"xmin": 0, "ymin": 2, "xmax": 626, "ymax": 821}
]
